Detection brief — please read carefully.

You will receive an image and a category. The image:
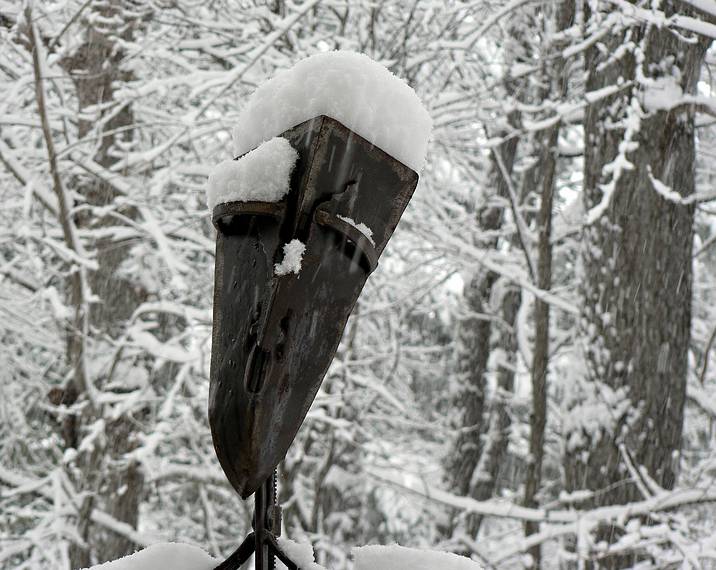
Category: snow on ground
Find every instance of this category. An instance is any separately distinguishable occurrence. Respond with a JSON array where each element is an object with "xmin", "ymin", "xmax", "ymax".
[
  {"xmin": 232, "ymin": 51, "xmax": 432, "ymax": 172},
  {"xmin": 274, "ymin": 239, "xmax": 306, "ymax": 276},
  {"xmin": 84, "ymin": 543, "xmax": 216, "ymax": 570},
  {"xmin": 82, "ymin": 540, "xmax": 483, "ymax": 570},
  {"xmin": 352, "ymin": 544, "xmax": 483, "ymax": 570},
  {"xmin": 206, "ymin": 137, "xmax": 298, "ymax": 210}
]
